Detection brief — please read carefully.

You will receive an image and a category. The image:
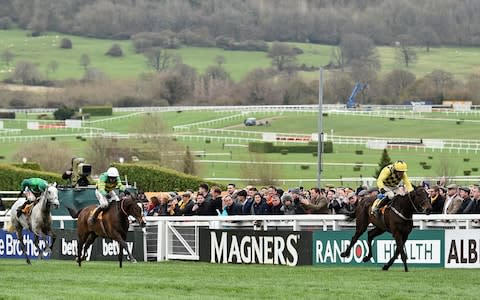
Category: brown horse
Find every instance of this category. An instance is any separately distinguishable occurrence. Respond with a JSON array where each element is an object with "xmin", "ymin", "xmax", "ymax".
[
  {"xmin": 340, "ymin": 186, "xmax": 432, "ymax": 272},
  {"xmin": 72, "ymin": 193, "xmax": 146, "ymax": 268}
]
